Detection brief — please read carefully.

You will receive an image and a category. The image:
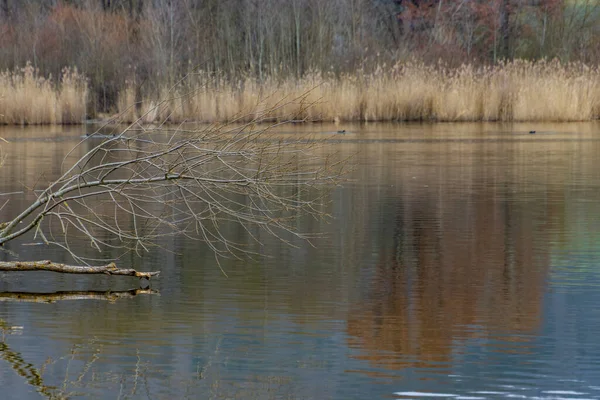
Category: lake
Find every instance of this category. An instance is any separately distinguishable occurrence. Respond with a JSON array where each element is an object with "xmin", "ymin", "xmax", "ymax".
[{"xmin": 1, "ymin": 122, "xmax": 600, "ymax": 399}]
